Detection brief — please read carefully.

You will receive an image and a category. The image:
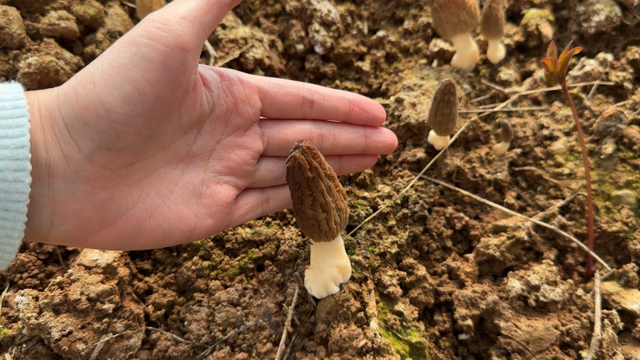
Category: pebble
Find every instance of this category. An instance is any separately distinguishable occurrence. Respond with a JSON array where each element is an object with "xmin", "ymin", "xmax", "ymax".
[{"xmin": 610, "ymin": 189, "xmax": 637, "ymax": 208}]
